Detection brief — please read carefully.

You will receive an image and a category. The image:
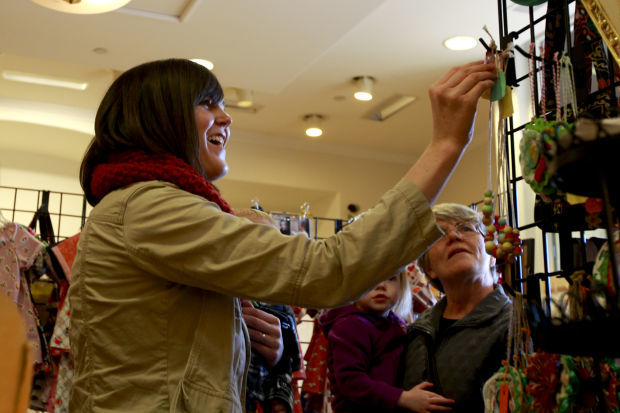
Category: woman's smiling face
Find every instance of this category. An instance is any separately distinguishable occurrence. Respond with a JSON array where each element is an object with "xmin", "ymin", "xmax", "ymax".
[{"xmin": 195, "ymin": 100, "xmax": 232, "ymax": 181}]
